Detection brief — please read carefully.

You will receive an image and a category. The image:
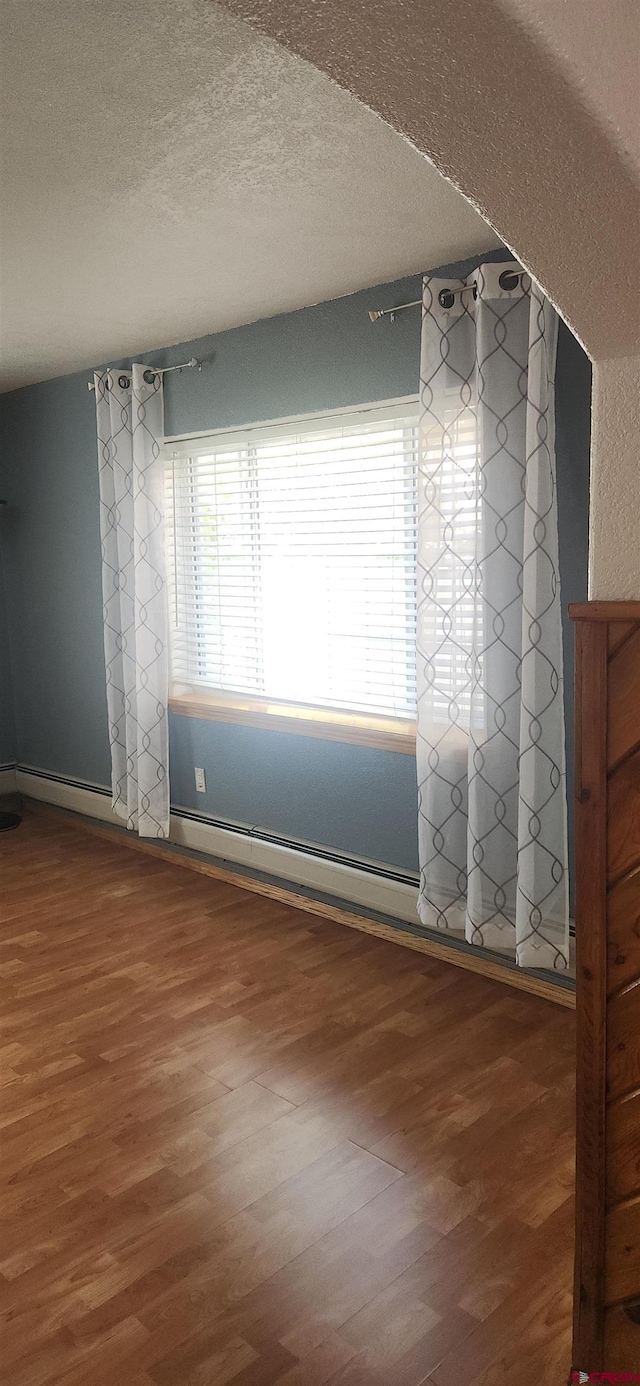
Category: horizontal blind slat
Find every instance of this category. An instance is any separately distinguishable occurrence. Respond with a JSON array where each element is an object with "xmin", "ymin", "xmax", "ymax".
[{"xmin": 167, "ymin": 400, "xmax": 476, "ymax": 721}]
